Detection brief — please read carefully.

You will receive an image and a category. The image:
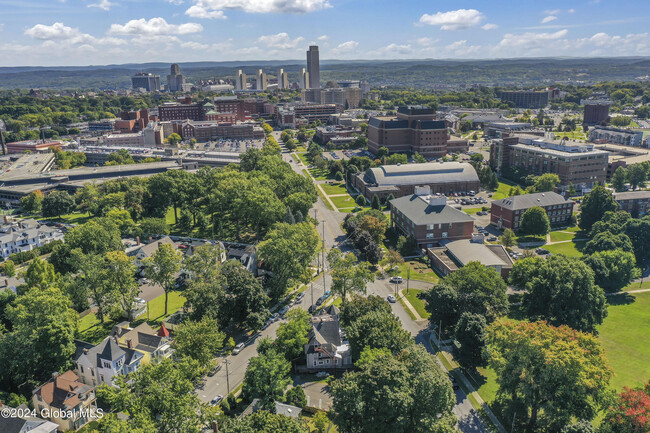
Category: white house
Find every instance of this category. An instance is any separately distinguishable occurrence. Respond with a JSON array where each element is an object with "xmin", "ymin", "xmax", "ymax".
[
  {"xmin": 0, "ymin": 219, "xmax": 63, "ymax": 259},
  {"xmin": 73, "ymin": 337, "xmax": 143, "ymax": 387},
  {"xmin": 304, "ymin": 306, "xmax": 352, "ymax": 371}
]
